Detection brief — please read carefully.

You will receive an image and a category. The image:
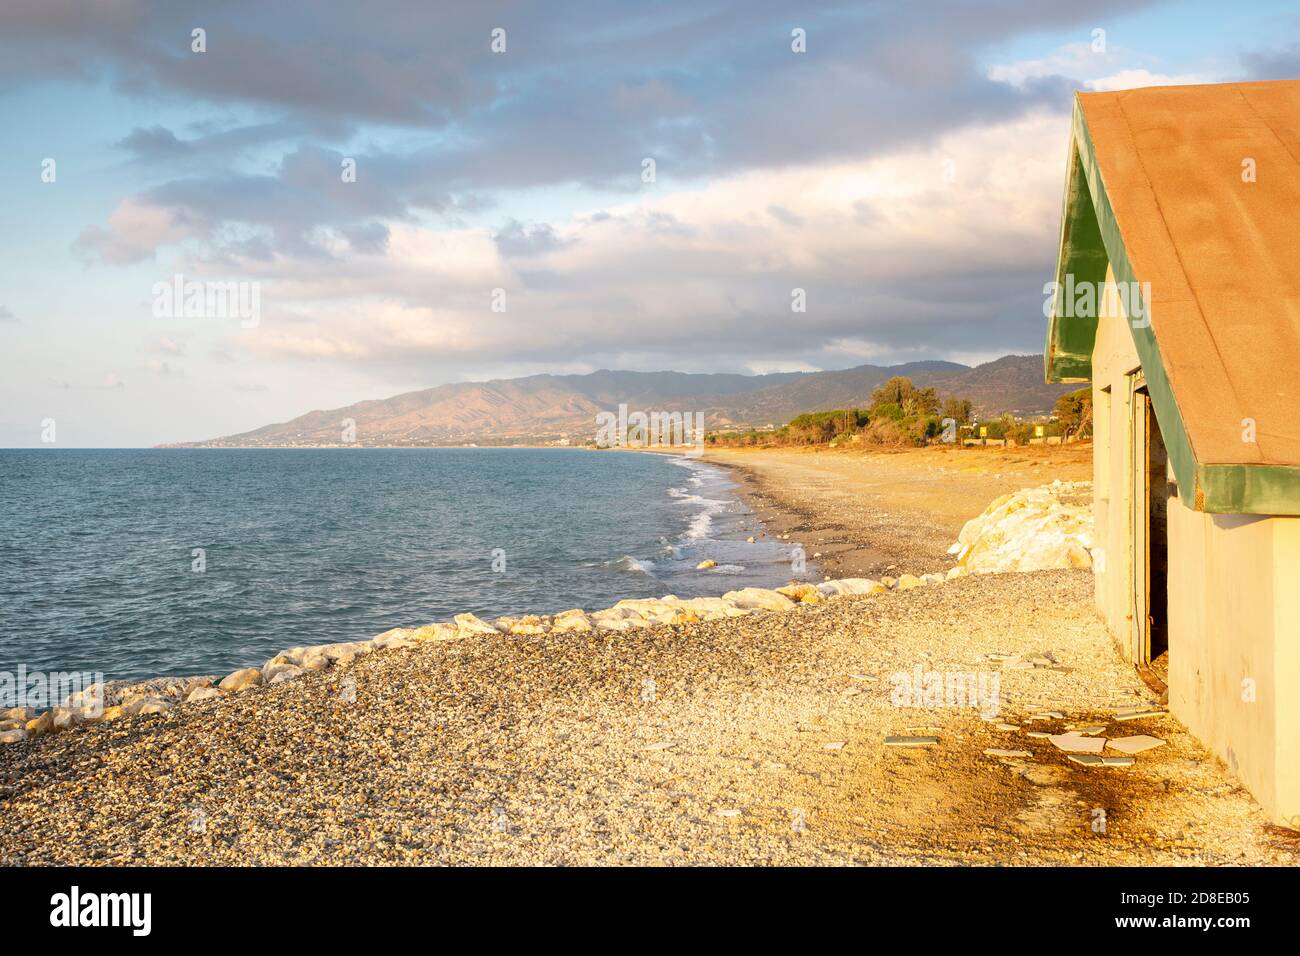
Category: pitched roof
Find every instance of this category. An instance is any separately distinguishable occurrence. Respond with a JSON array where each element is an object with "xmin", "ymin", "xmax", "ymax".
[{"xmin": 1045, "ymin": 80, "xmax": 1300, "ymax": 514}]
